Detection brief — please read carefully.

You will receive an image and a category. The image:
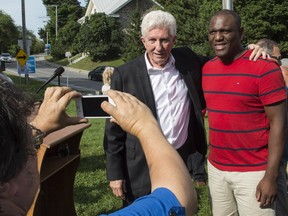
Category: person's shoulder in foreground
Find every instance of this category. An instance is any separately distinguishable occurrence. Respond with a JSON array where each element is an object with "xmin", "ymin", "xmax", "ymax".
[
  {"xmin": 100, "ymin": 90, "xmax": 198, "ymax": 216},
  {"xmin": 100, "ymin": 188, "xmax": 183, "ymax": 216},
  {"xmin": 0, "ymin": 73, "xmax": 13, "ymax": 83},
  {"xmin": 0, "ymin": 83, "xmax": 87, "ymax": 216}
]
